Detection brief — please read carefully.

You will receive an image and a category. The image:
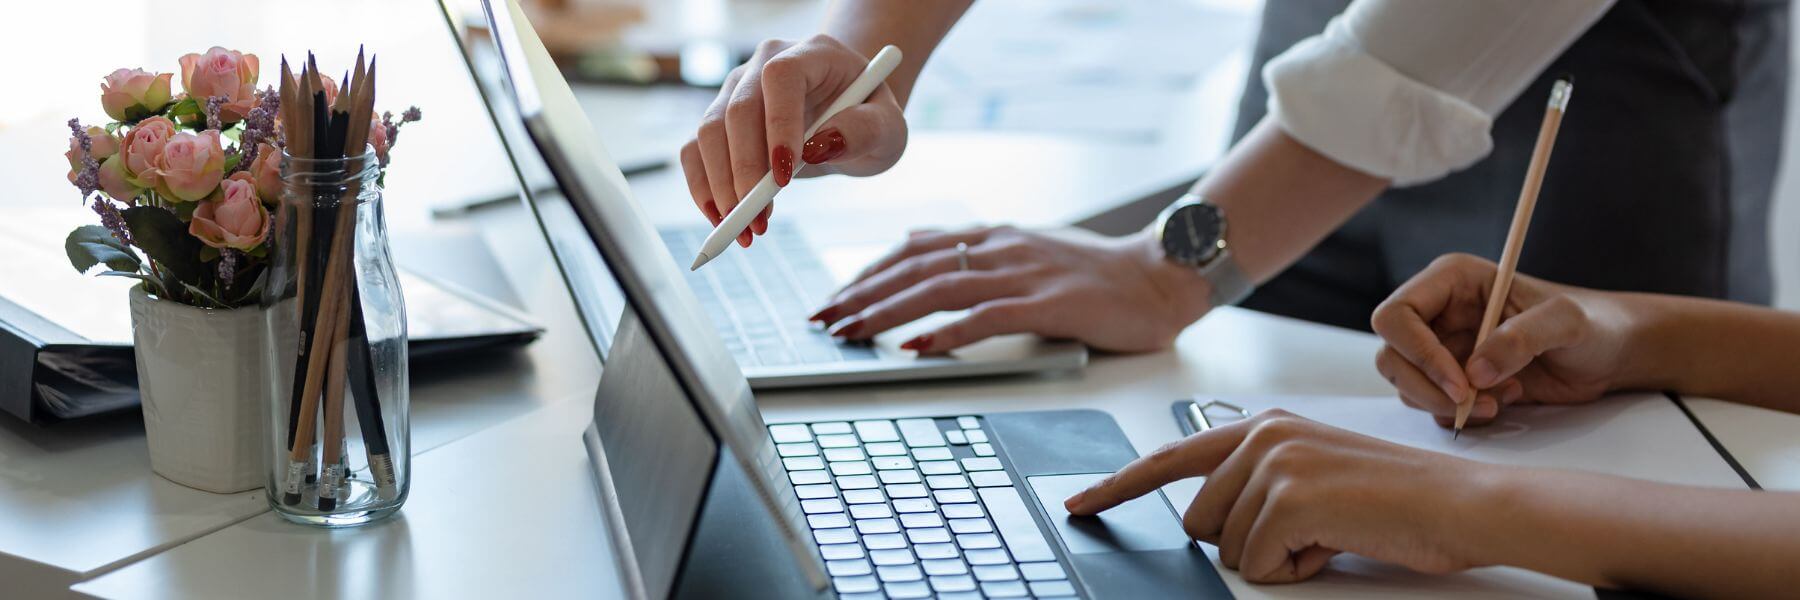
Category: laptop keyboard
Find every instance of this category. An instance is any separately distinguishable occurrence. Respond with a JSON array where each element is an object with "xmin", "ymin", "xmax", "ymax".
[
  {"xmin": 770, "ymin": 417, "xmax": 1080, "ymax": 599},
  {"xmin": 661, "ymin": 226, "xmax": 880, "ymax": 367}
]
